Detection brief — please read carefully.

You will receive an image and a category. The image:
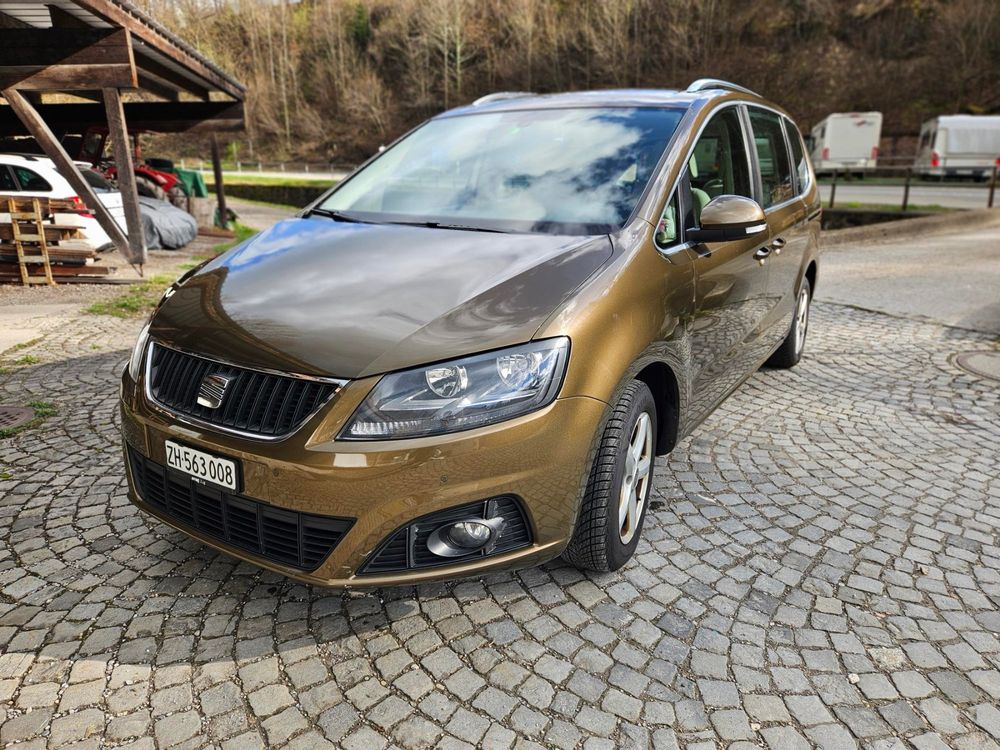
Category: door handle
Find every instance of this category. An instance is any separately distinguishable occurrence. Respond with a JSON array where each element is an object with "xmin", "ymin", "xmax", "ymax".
[
  {"xmin": 754, "ymin": 247, "xmax": 771, "ymax": 266},
  {"xmin": 770, "ymin": 237, "xmax": 785, "ymax": 255}
]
